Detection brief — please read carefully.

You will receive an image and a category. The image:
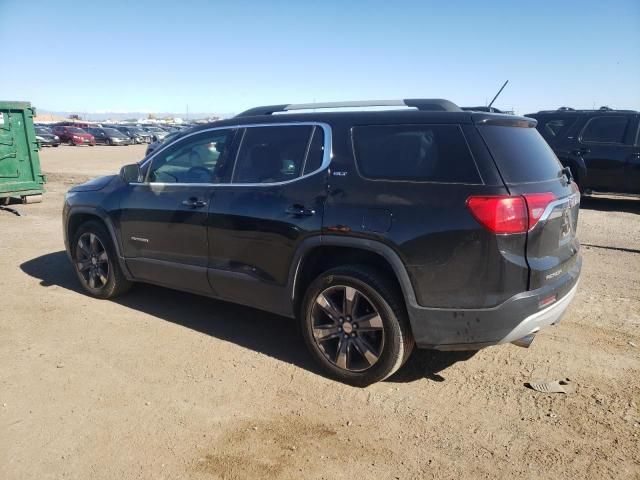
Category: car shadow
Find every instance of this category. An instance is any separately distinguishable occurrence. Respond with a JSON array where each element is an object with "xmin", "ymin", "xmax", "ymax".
[
  {"xmin": 20, "ymin": 251, "xmax": 475, "ymax": 385},
  {"xmin": 580, "ymin": 196, "xmax": 640, "ymax": 214}
]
